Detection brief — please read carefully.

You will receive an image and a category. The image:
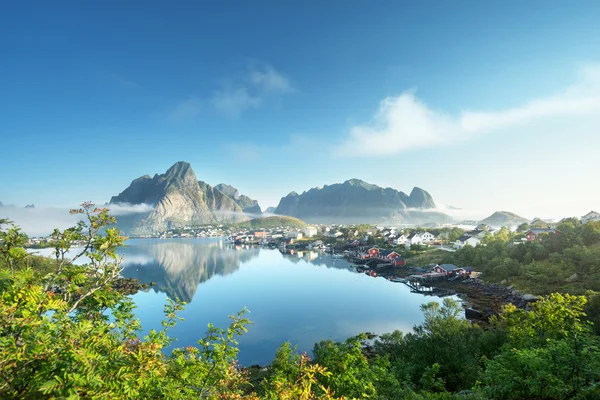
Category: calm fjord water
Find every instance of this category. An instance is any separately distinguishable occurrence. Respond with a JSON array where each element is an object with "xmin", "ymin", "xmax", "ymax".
[{"xmin": 119, "ymin": 237, "xmax": 450, "ymax": 366}]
